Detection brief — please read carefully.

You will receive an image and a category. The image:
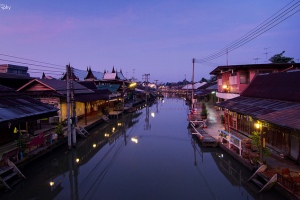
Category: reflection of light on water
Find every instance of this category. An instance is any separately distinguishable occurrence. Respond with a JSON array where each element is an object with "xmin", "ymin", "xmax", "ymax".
[
  {"xmin": 131, "ymin": 137, "xmax": 138, "ymax": 143},
  {"xmin": 151, "ymin": 112, "xmax": 155, "ymax": 117}
]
